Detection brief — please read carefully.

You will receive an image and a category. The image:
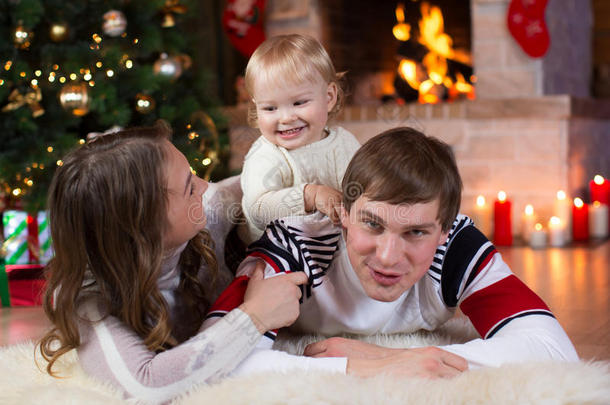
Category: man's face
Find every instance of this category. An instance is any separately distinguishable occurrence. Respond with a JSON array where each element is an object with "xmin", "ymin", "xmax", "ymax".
[{"xmin": 340, "ymin": 196, "xmax": 449, "ymax": 302}]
